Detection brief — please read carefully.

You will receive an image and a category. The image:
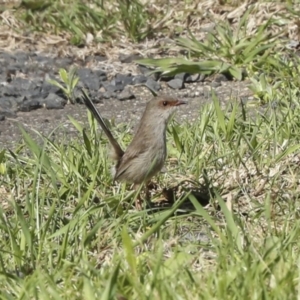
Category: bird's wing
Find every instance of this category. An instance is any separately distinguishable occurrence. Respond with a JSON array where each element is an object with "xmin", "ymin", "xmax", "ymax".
[{"xmin": 113, "ymin": 142, "xmax": 150, "ymax": 181}]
